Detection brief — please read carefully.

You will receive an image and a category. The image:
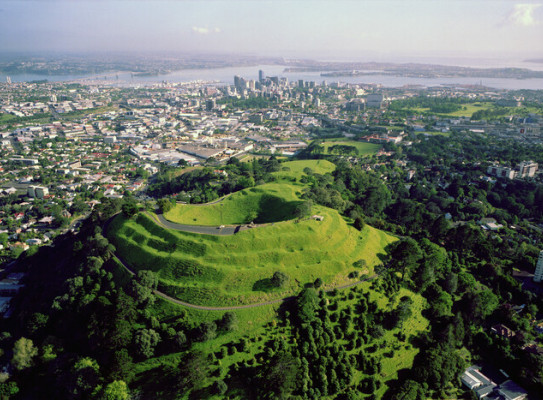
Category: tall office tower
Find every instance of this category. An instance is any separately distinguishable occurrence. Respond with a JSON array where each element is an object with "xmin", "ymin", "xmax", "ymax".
[
  {"xmin": 6, "ymin": 76, "xmax": 11, "ymax": 84},
  {"xmin": 259, "ymin": 70, "xmax": 265, "ymax": 82},
  {"xmin": 298, "ymin": 79, "xmax": 304, "ymax": 88},
  {"xmin": 234, "ymin": 75, "xmax": 241, "ymax": 90},
  {"xmin": 534, "ymin": 250, "xmax": 543, "ymax": 283}
]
